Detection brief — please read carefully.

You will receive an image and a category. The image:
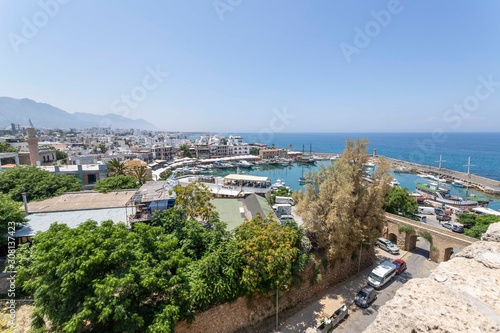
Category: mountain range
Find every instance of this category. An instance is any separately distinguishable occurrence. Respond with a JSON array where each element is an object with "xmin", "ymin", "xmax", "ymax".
[{"xmin": 0, "ymin": 97, "xmax": 158, "ymax": 131}]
